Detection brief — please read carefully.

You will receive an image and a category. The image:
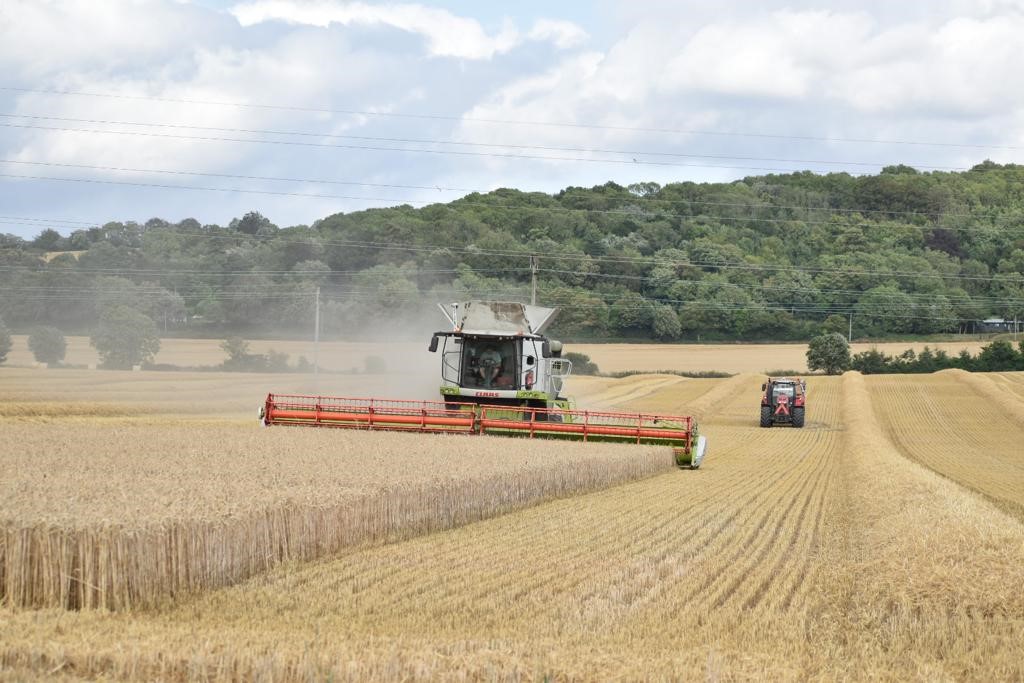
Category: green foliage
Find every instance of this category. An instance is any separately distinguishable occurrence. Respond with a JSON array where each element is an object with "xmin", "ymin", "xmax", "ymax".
[
  {"xmin": 975, "ymin": 340, "xmax": 1022, "ymax": 371},
  {"xmin": 850, "ymin": 341, "xmax": 1024, "ymax": 374},
  {"xmin": 807, "ymin": 333, "xmax": 851, "ymax": 375},
  {"xmin": 90, "ymin": 306, "xmax": 161, "ymax": 369},
  {"xmin": 0, "ymin": 315, "xmax": 11, "ymax": 364},
  {"xmin": 564, "ymin": 351, "xmax": 599, "ymax": 375},
  {"xmin": 220, "ymin": 337, "xmax": 250, "ymax": 362},
  {"xmin": 10, "ymin": 165, "xmax": 1024, "ymax": 343},
  {"xmin": 849, "ymin": 348, "xmax": 892, "ymax": 374},
  {"xmin": 28, "ymin": 326, "xmax": 67, "ymax": 364},
  {"xmin": 821, "ymin": 315, "xmax": 848, "ymax": 337},
  {"xmin": 651, "ymin": 304, "xmax": 682, "ymax": 340},
  {"xmin": 220, "ymin": 337, "xmax": 291, "ymax": 372}
]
